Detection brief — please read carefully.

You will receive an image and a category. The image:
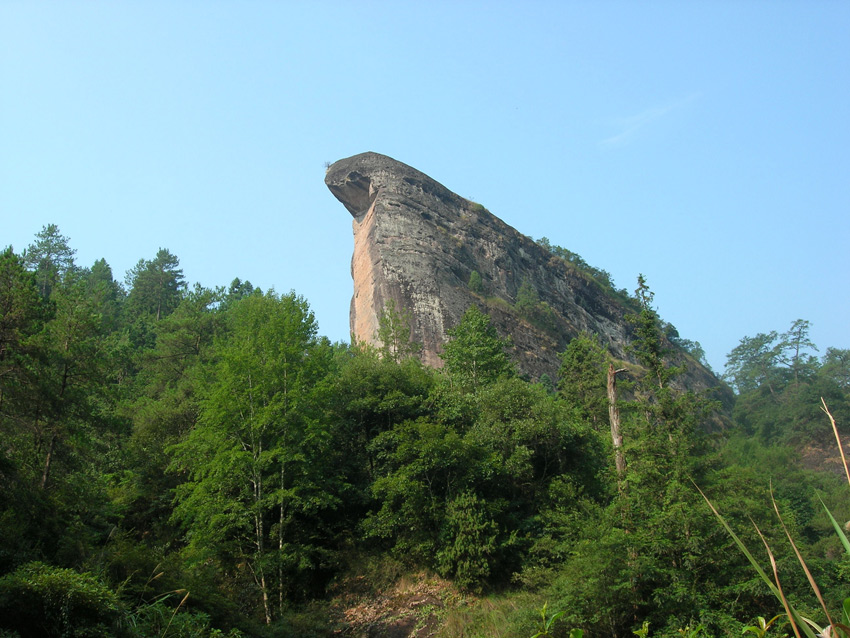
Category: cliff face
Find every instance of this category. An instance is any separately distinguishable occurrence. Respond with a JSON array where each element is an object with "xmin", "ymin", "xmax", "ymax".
[{"xmin": 325, "ymin": 152, "xmax": 720, "ymax": 392}]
